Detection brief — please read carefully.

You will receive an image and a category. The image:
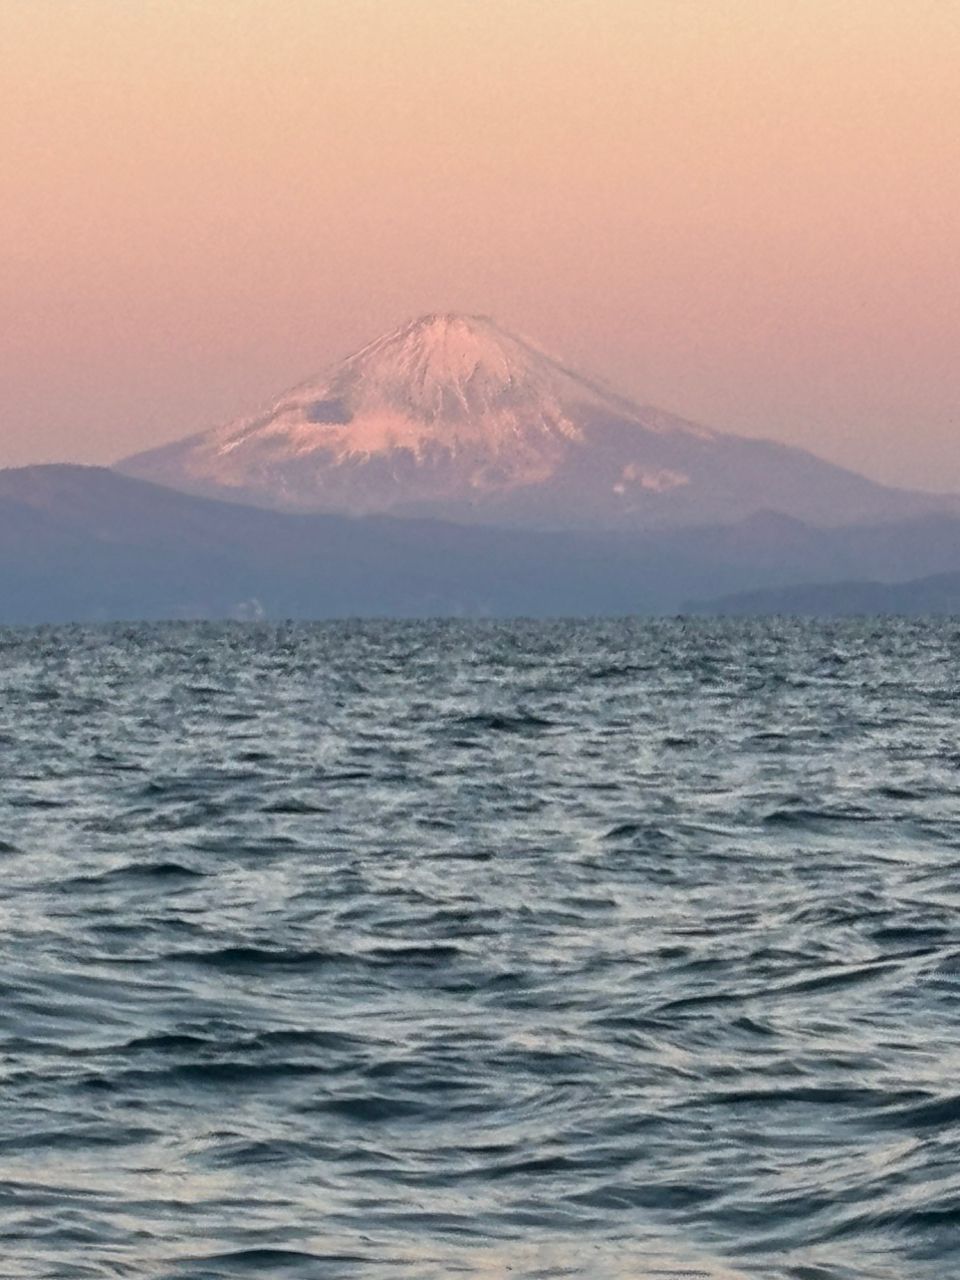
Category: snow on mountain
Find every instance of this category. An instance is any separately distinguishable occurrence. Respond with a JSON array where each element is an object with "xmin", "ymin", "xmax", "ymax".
[{"xmin": 117, "ymin": 313, "xmax": 960, "ymax": 530}]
